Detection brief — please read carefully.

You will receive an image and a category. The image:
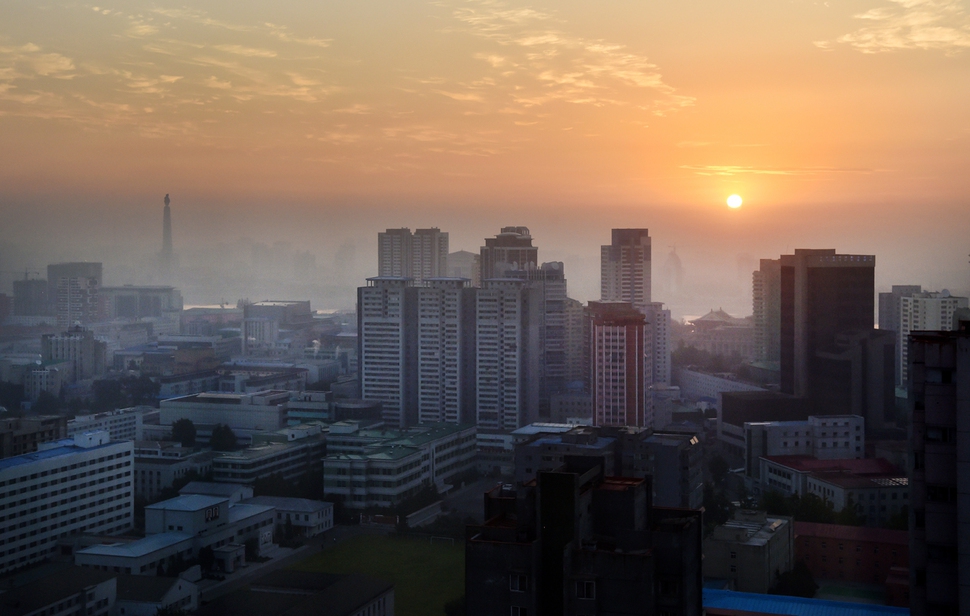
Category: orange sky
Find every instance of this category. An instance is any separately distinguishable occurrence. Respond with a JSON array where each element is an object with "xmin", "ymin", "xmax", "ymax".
[{"xmin": 1, "ymin": 0, "xmax": 968, "ymax": 313}]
